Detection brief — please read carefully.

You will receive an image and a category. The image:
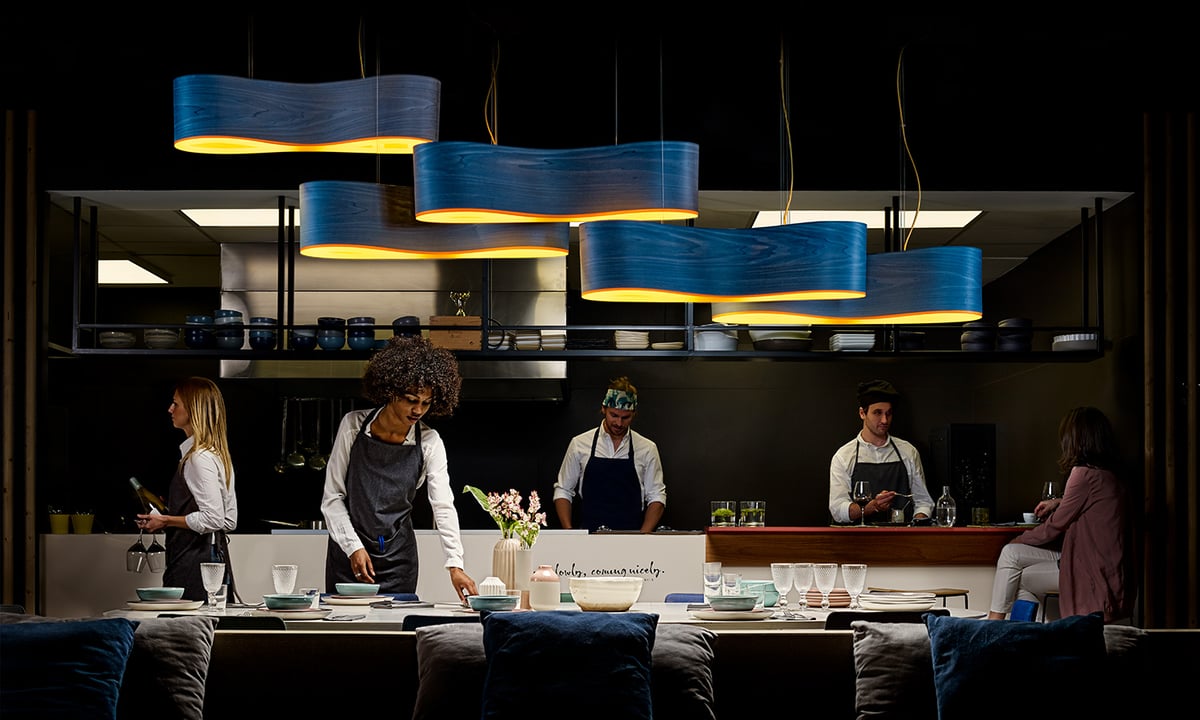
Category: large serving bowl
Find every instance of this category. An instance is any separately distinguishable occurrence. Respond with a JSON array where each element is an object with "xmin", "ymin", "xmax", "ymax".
[
  {"xmin": 136, "ymin": 586, "xmax": 185, "ymax": 601},
  {"xmin": 334, "ymin": 582, "xmax": 380, "ymax": 596},
  {"xmin": 467, "ymin": 594, "xmax": 518, "ymax": 612},
  {"xmin": 263, "ymin": 593, "xmax": 313, "ymax": 610},
  {"xmin": 568, "ymin": 576, "xmax": 644, "ymax": 611}
]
